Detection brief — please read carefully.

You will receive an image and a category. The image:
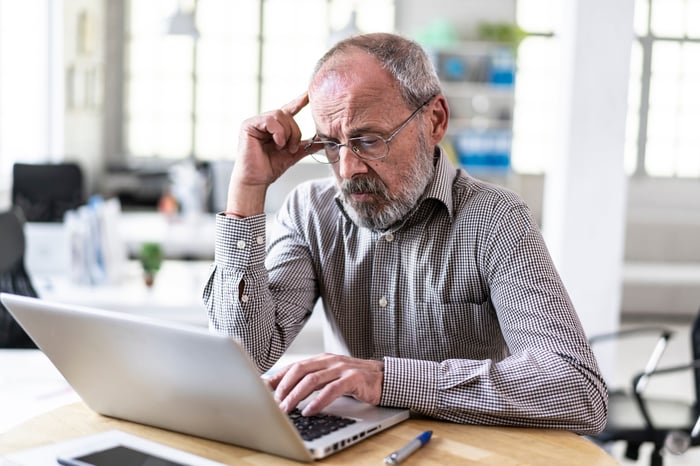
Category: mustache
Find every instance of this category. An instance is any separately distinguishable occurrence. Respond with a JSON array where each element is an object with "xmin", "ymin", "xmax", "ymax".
[{"xmin": 341, "ymin": 176, "xmax": 387, "ymax": 197}]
